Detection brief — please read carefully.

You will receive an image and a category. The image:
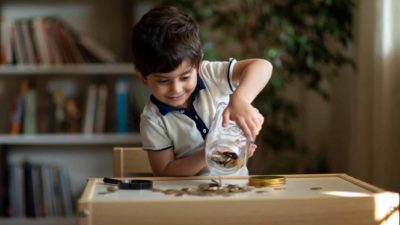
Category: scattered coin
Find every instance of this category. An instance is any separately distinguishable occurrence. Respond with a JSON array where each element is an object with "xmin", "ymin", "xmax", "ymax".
[
  {"xmin": 107, "ymin": 185, "xmax": 119, "ymax": 192},
  {"xmin": 310, "ymin": 187, "xmax": 322, "ymax": 190},
  {"xmin": 152, "ymin": 178, "xmax": 254, "ymax": 197},
  {"xmin": 98, "ymin": 185, "xmax": 119, "ymax": 195}
]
